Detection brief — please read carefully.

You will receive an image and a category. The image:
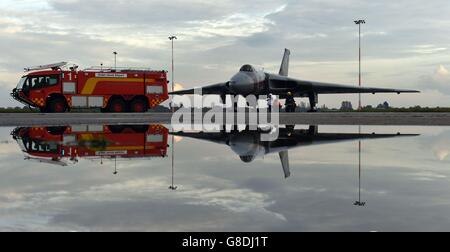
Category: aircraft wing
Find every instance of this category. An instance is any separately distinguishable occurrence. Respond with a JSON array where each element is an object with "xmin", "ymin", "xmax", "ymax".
[
  {"xmin": 270, "ymin": 78, "xmax": 419, "ymax": 97},
  {"xmin": 308, "ymin": 81, "xmax": 419, "ymax": 94},
  {"xmin": 268, "ymin": 131, "xmax": 419, "ymax": 150},
  {"xmin": 169, "ymin": 82, "xmax": 229, "ymax": 95},
  {"xmin": 170, "ymin": 131, "xmax": 229, "ymax": 145}
]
